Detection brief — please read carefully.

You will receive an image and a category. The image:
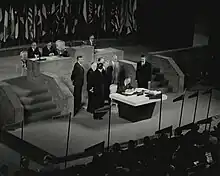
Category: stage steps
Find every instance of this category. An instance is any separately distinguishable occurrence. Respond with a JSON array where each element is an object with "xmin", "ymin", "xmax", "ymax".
[
  {"xmin": 9, "ymin": 84, "xmax": 61, "ymax": 124},
  {"xmin": 151, "ymin": 67, "xmax": 173, "ymax": 93}
]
